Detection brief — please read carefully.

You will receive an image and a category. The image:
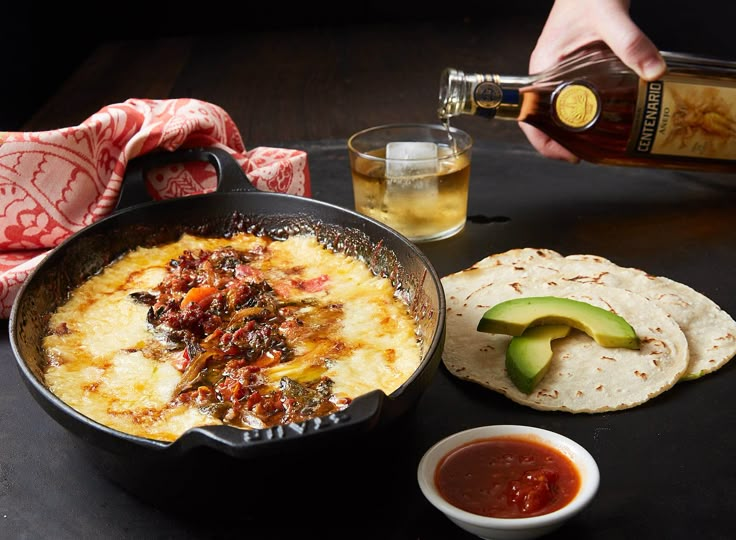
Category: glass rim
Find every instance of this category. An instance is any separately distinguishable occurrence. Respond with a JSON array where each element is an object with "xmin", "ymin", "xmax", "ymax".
[{"xmin": 347, "ymin": 122, "xmax": 473, "ymax": 161}]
